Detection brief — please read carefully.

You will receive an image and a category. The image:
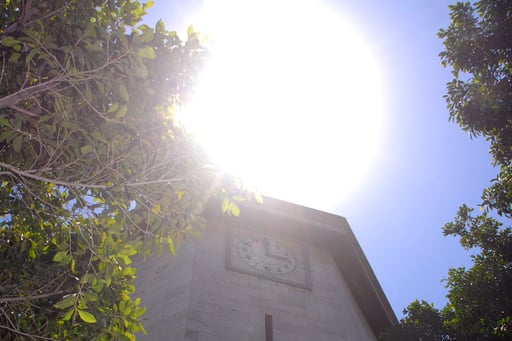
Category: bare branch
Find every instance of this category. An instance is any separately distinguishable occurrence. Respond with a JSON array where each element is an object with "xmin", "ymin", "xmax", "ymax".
[
  {"xmin": 0, "ymin": 161, "xmax": 182, "ymax": 189},
  {"xmin": 0, "ymin": 290, "xmax": 73, "ymax": 303},
  {"xmin": 0, "ymin": 322, "xmax": 59, "ymax": 341},
  {"xmin": 8, "ymin": 103, "xmax": 41, "ymax": 117}
]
